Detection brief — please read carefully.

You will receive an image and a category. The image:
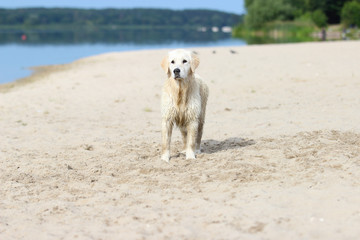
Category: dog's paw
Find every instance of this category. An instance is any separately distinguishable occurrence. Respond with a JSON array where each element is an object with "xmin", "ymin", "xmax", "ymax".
[
  {"xmin": 195, "ymin": 148, "xmax": 202, "ymax": 154},
  {"xmin": 161, "ymin": 152, "xmax": 170, "ymax": 162},
  {"xmin": 186, "ymin": 150, "xmax": 196, "ymax": 160}
]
